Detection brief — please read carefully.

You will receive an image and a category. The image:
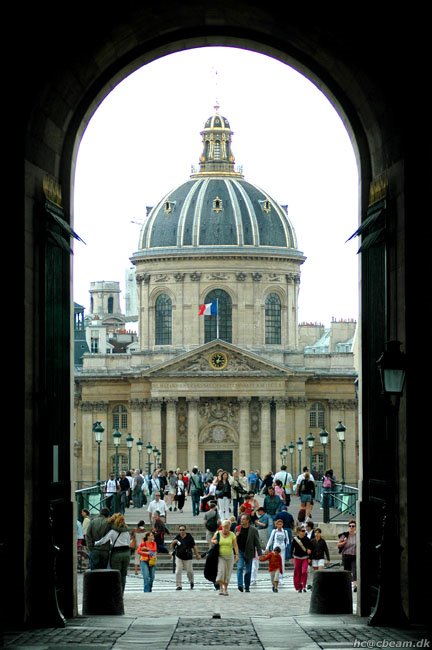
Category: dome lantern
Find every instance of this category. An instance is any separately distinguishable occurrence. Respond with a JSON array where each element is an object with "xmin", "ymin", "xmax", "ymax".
[{"xmin": 196, "ymin": 103, "xmax": 241, "ymax": 177}]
